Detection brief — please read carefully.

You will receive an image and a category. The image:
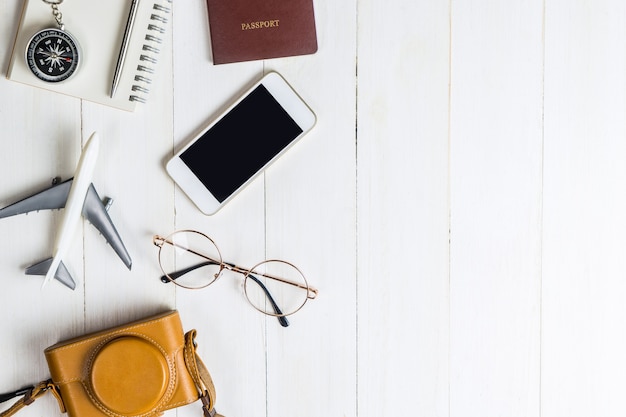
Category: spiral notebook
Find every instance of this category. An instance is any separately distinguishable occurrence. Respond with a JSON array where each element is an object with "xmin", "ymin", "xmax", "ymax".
[{"xmin": 6, "ymin": 0, "xmax": 171, "ymax": 112}]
